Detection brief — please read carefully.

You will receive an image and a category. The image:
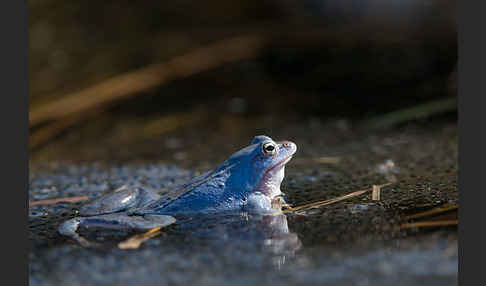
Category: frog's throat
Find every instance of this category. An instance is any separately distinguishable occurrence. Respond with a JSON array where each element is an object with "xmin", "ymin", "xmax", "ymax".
[{"xmin": 255, "ymin": 155, "xmax": 292, "ymax": 196}]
